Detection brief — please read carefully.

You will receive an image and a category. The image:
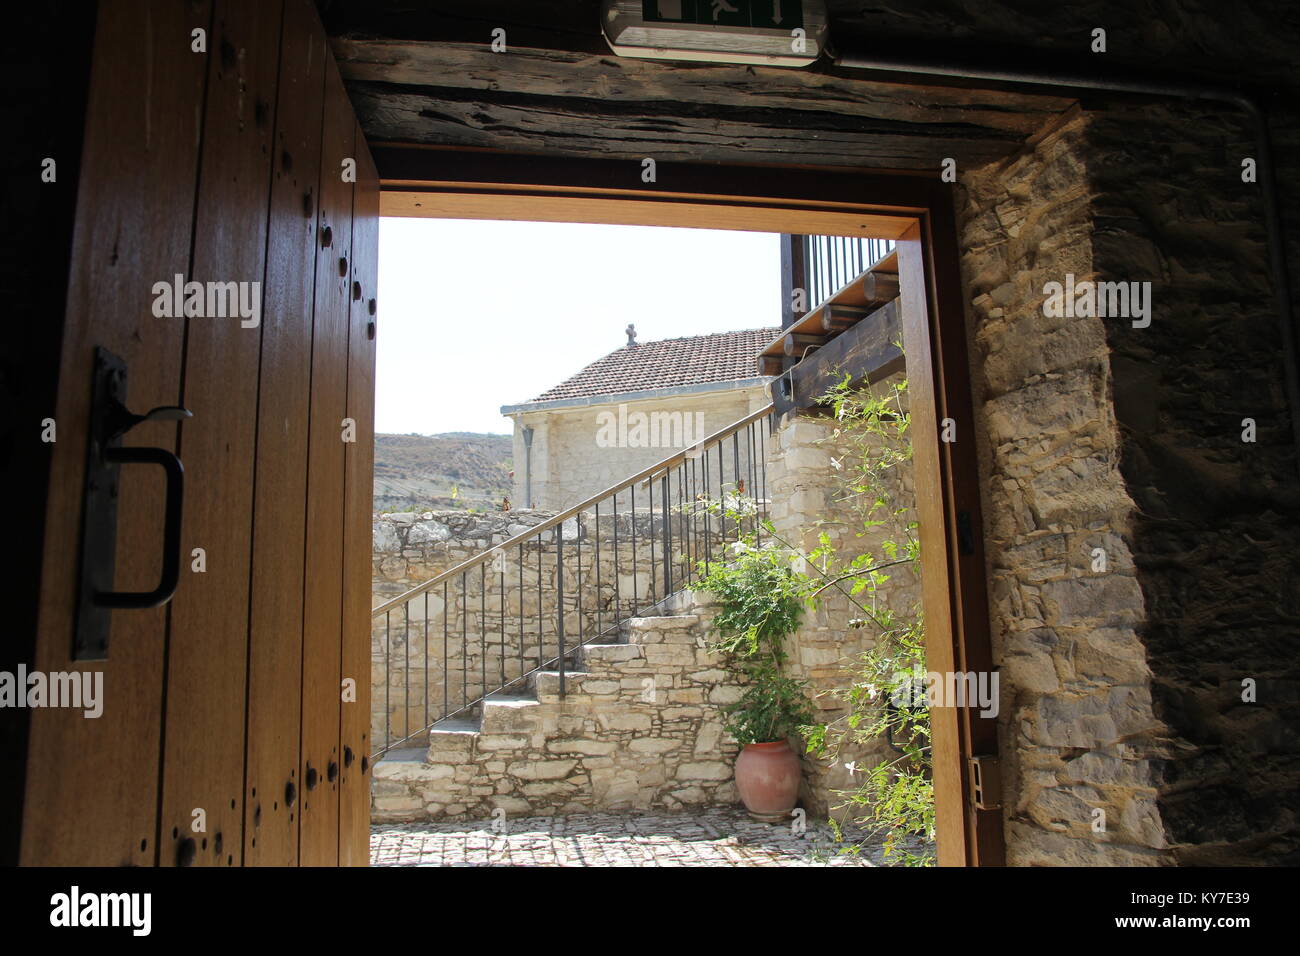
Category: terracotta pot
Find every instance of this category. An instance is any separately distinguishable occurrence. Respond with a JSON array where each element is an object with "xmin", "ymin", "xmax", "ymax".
[{"xmin": 734, "ymin": 740, "xmax": 802, "ymax": 822}]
